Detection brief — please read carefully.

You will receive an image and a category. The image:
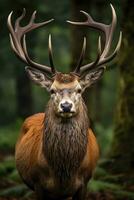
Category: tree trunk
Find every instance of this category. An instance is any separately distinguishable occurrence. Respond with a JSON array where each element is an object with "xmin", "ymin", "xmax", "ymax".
[
  {"xmin": 90, "ymin": 0, "xmax": 105, "ymax": 123},
  {"xmin": 15, "ymin": 66, "xmax": 33, "ymax": 118},
  {"xmin": 100, "ymin": 0, "xmax": 134, "ymax": 188}
]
